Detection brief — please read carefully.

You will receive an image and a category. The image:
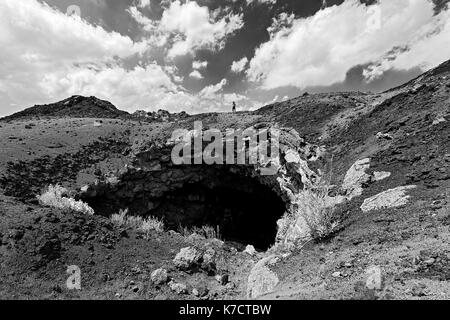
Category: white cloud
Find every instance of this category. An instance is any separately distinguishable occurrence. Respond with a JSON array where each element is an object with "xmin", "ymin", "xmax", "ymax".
[
  {"xmin": 127, "ymin": 6, "xmax": 154, "ymax": 31},
  {"xmin": 193, "ymin": 60, "xmax": 208, "ymax": 70},
  {"xmin": 246, "ymin": 0, "xmax": 277, "ymax": 6},
  {"xmin": 40, "ymin": 64, "xmax": 178, "ymax": 107},
  {"xmin": 247, "ymin": 0, "xmax": 450, "ymax": 89},
  {"xmin": 199, "ymin": 79, "xmax": 228, "ymax": 99},
  {"xmin": 130, "ymin": 1, "xmax": 244, "ymax": 59},
  {"xmin": 137, "ymin": 0, "xmax": 151, "ymax": 8},
  {"xmin": 158, "ymin": 1, "xmax": 244, "ymax": 58},
  {"xmin": 189, "ymin": 70, "xmax": 204, "ymax": 79},
  {"xmin": 231, "ymin": 57, "xmax": 249, "ymax": 73},
  {"xmin": 164, "ymin": 65, "xmax": 184, "ymax": 83}
]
